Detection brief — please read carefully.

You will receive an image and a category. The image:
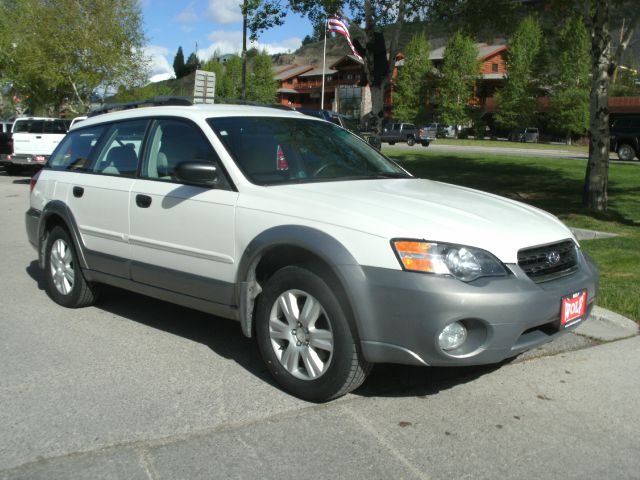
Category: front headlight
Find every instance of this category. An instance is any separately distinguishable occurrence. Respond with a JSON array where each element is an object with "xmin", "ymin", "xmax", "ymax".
[{"xmin": 391, "ymin": 240, "xmax": 508, "ymax": 282}]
